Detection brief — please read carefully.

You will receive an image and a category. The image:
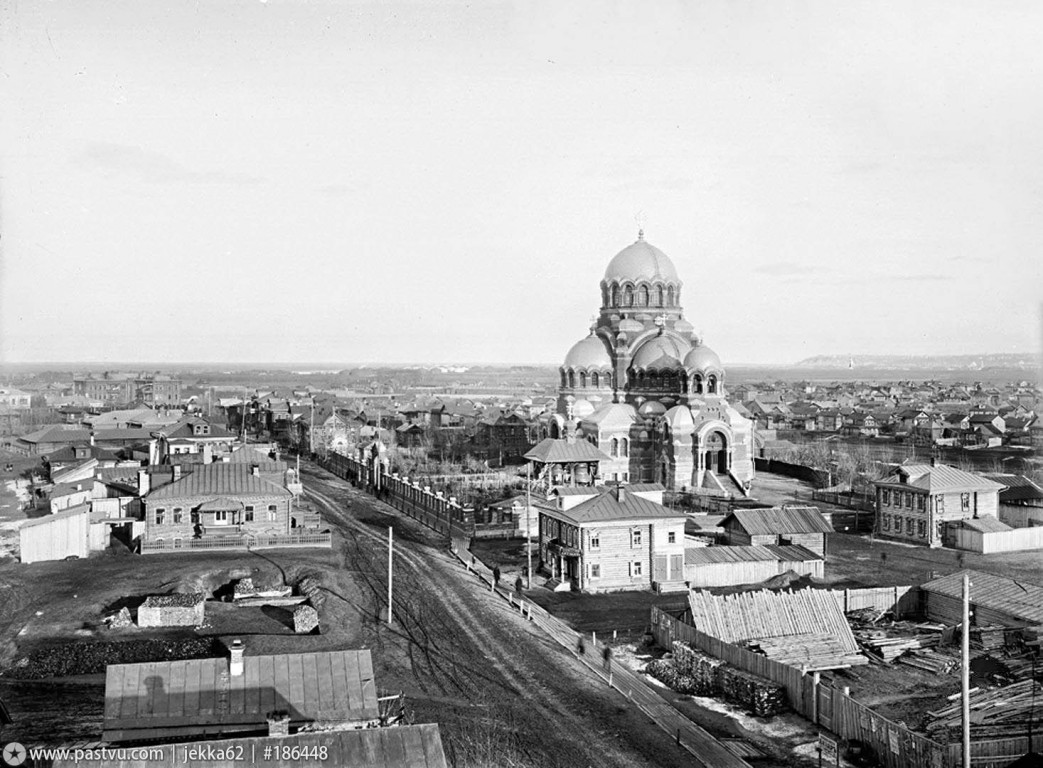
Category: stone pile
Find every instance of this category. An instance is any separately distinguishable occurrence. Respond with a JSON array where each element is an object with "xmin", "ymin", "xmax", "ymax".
[{"xmin": 293, "ymin": 604, "xmax": 320, "ymax": 634}]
